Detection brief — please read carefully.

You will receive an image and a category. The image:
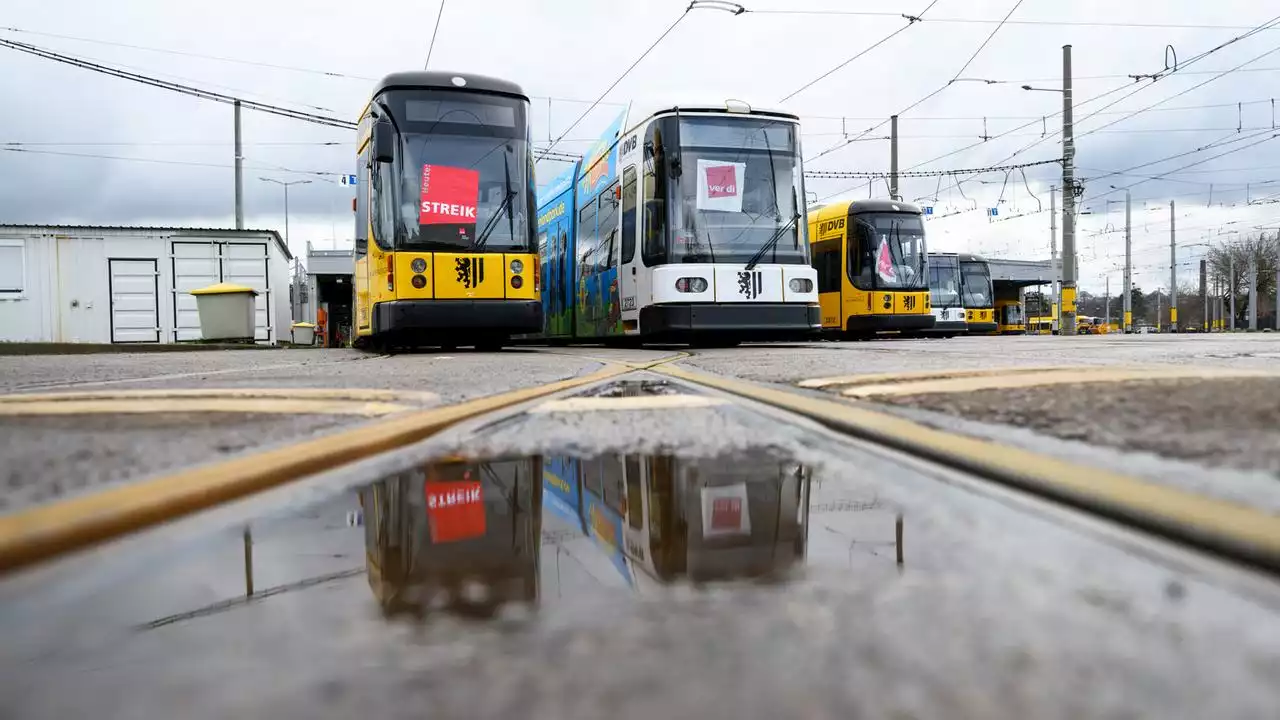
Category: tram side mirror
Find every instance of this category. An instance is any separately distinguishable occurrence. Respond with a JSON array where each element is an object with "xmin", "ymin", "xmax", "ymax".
[{"xmin": 373, "ymin": 120, "xmax": 395, "ymax": 164}]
